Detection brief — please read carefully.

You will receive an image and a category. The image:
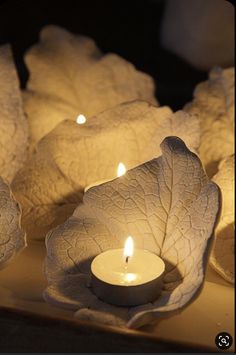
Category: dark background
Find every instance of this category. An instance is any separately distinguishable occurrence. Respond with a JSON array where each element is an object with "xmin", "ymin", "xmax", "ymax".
[{"xmin": 0, "ymin": 0, "xmax": 232, "ymax": 110}]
